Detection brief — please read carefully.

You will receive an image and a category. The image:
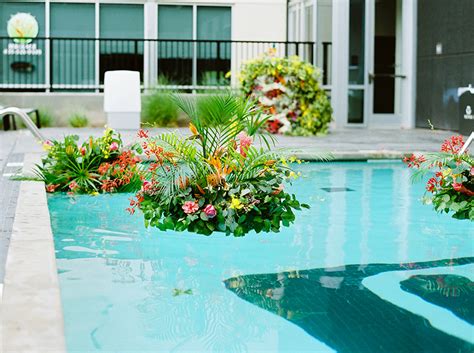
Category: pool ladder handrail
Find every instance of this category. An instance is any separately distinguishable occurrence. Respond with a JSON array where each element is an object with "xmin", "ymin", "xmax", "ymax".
[
  {"xmin": 459, "ymin": 132, "xmax": 473, "ymax": 155},
  {"xmin": 0, "ymin": 106, "xmax": 46, "ymax": 142}
]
